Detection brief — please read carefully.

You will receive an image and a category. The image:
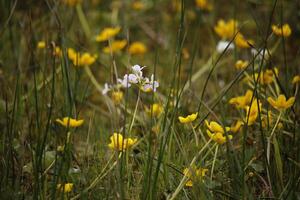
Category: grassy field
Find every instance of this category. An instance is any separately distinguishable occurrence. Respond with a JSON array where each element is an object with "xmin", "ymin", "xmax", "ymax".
[{"xmin": 1, "ymin": 0, "xmax": 300, "ymax": 199}]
